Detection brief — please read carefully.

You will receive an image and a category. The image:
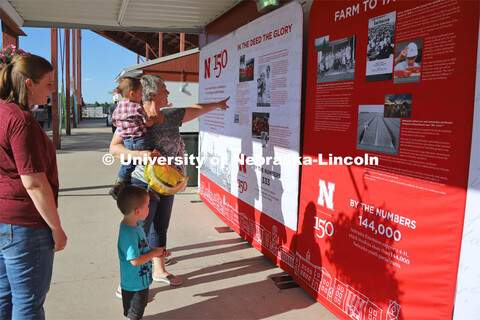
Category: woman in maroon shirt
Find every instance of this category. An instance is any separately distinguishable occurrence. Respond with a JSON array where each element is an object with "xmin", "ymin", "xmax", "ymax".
[{"xmin": 0, "ymin": 54, "xmax": 67, "ymax": 319}]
